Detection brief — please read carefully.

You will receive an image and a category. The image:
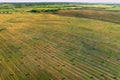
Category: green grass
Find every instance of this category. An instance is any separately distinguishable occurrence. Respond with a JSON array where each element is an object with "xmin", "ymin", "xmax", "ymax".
[
  {"xmin": 0, "ymin": 3, "xmax": 120, "ymax": 12},
  {"xmin": 106, "ymin": 7, "xmax": 120, "ymax": 11}
]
